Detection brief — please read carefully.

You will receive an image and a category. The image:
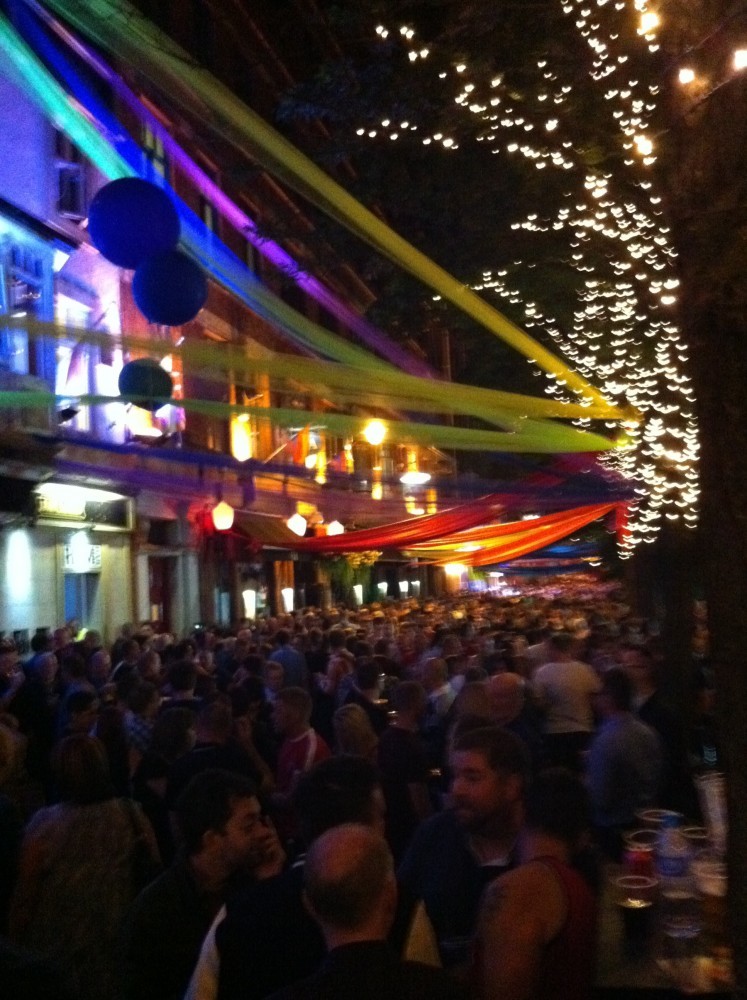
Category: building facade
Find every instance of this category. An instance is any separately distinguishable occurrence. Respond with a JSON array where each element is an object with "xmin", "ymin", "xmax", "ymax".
[{"xmin": 0, "ymin": 1, "xmax": 454, "ymax": 642}]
